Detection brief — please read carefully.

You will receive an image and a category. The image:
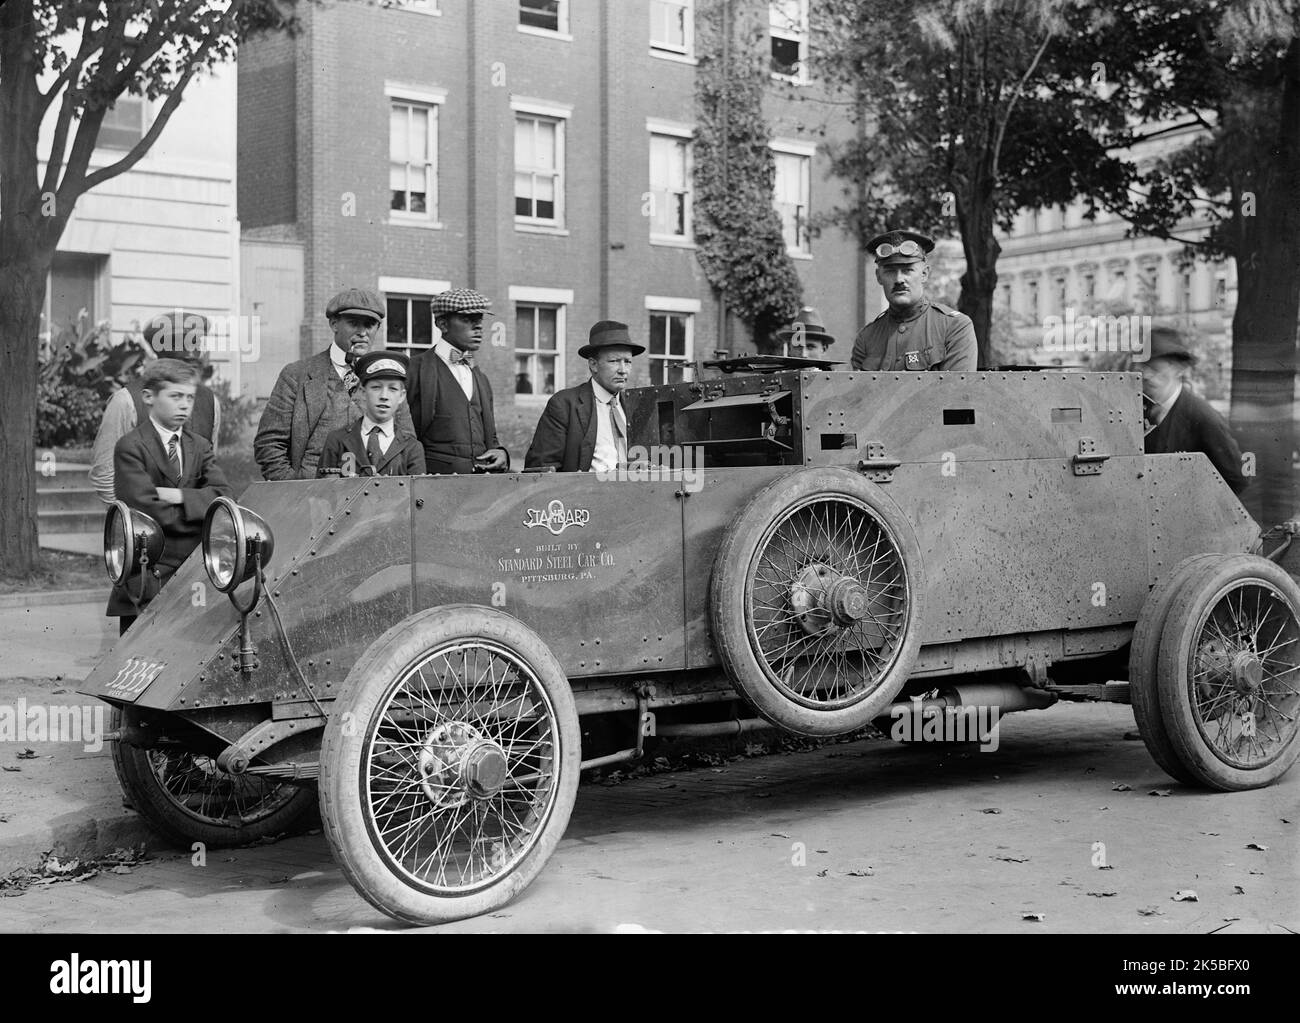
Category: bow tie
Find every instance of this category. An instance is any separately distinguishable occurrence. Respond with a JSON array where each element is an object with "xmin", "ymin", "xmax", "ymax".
[{"xmin": 449, "ymin": 349, "xmax": 476, "ymax": 368}]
